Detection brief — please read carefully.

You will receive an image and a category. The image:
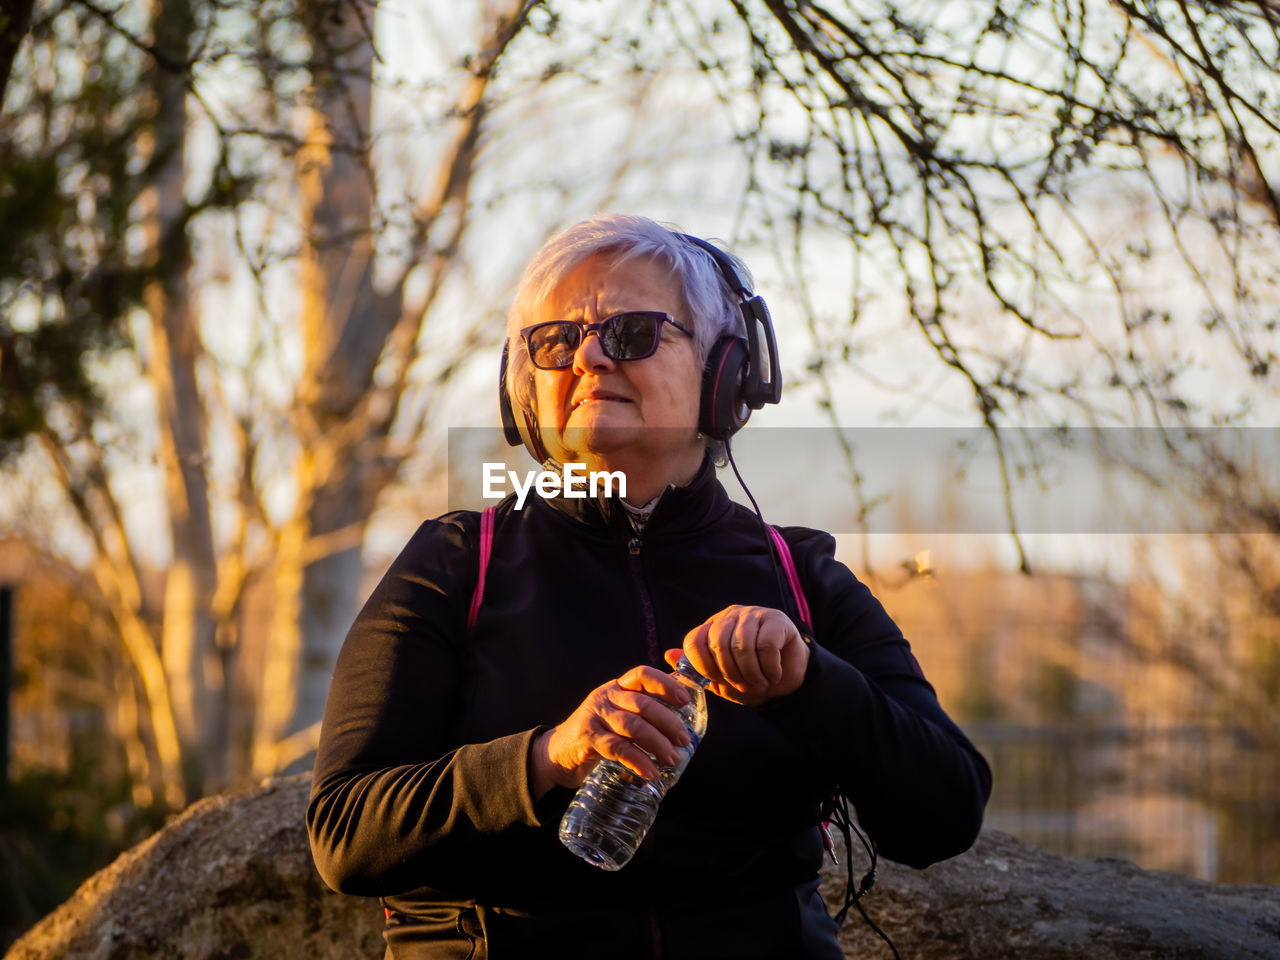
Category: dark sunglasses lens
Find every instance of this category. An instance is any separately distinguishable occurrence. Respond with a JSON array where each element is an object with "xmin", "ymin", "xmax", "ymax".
[
  {"xmin": 528, "ymin": 324, "xmax": 582, "ymax": 368},
  {"xmin": 602, "ymin": 313, "xmax": 661, "ymax": 360},
  {"xmin": 526, "ymin": 314, "xmax": 667, "ymax": 367}
]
